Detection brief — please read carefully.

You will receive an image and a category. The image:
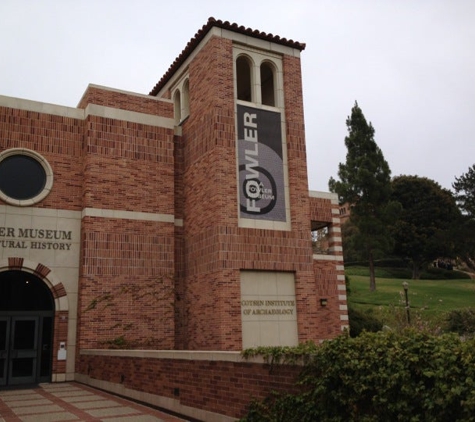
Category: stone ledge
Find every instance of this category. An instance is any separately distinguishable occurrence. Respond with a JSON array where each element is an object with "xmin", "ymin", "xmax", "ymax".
[{"xmin": 79, "ymin": 349, "xmax": 266, "ymax": 364}]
